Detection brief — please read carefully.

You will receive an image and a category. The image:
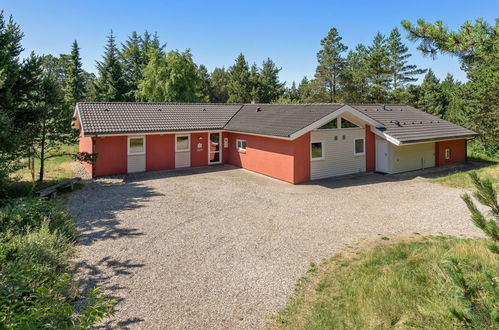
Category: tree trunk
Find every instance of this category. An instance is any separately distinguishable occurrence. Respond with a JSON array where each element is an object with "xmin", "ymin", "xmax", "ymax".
[{"xmin": 38, "ymin": 120, "xmax": 46, "ymax": 182}]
